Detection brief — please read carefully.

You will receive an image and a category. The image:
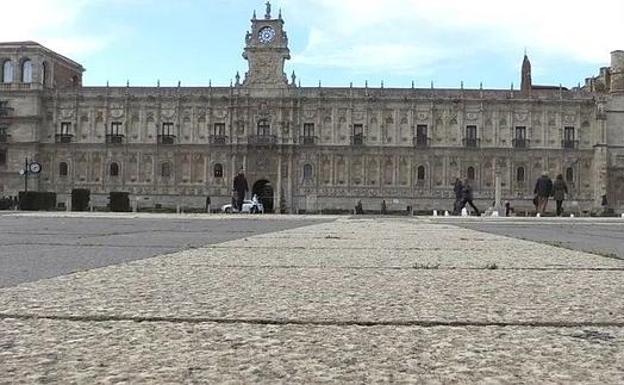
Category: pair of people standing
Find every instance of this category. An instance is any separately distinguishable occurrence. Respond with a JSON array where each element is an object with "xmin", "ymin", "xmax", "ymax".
[
  {"xmin": 453, "ymin": 178, "xmax": 480, "ymax": 216},
  {"xmin": 232, "ymin": 169, "xmax": 249, "ymax": 212},
  {"xmin": 534, "ymin": 173, "xmax": 568, "ymax": 216}
]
